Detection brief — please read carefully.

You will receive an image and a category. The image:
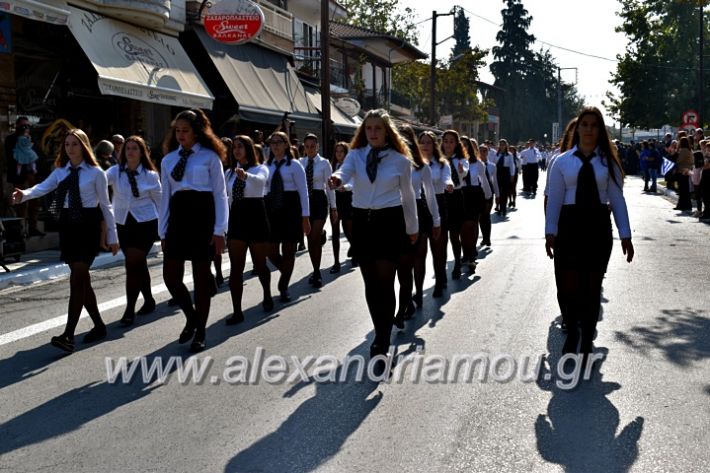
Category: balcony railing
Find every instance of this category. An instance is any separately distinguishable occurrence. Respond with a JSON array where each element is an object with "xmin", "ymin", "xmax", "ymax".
[
  {"xmin": 294, "ymin": 47, "xmax": 348, "ymax": 89},
  {"xmin": 254, "ymin": 0, "xmax": 293, "ymax": 40}
]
